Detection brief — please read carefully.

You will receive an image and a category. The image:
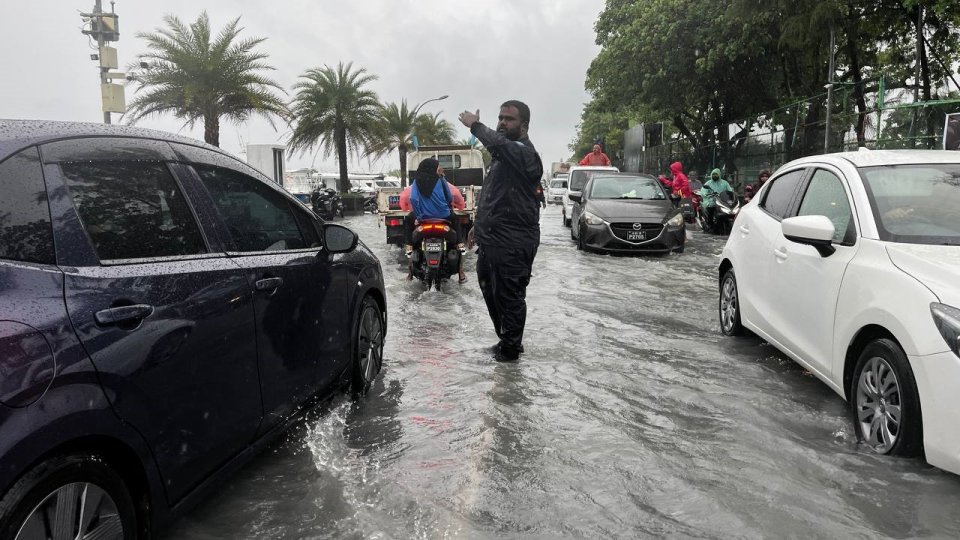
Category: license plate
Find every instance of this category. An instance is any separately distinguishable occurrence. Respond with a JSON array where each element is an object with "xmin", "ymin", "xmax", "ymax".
[
  {"xmin": 425, "ymin": 243, "xmax": 443, "ymax": 252},
  {"xmin": 388, "ymin": 195, "xmax": 400, "ymax": 208},
  {"xmin": 627, "ymin": 231, "xmax": 646, "ymax": 241}
]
